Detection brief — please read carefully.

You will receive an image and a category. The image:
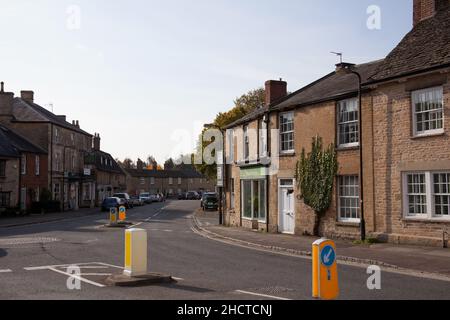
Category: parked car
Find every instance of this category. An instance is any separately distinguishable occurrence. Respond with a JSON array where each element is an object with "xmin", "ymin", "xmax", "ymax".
[
  {"xmin": 101, "ymin": 197, "xmax": 121, "ymax": 212},
  {"xmin": 130, "ymin": 196, "xmax": 144, "ymax": 207},
  {"xmin": 148, "ymin": 194, "xmax": 158, "ymax": 203},
  {"xmin": 113, "ymin": 193, "xmax": 133, "ymax": 208},
  {"xmin": 177, "ymin": 192, "xmax": 186, "ymax": 200},
  {"xmin": 200, "ymin": 192, "xmax": 217, "ymax": 208},
  {"xmin": 186, "ymin": 191, "xmax": 200, "ymax": 200},
  {"xmin": 139, "ymin": 192, "xmax": 152, "ymax": 204},
  {"xmin": 157, "ymin": 193, "xmax": 166, "ymax": 202},
  {"xmin": 202, "ymin": 193, "xmax": 219, "ymax": 211}
]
